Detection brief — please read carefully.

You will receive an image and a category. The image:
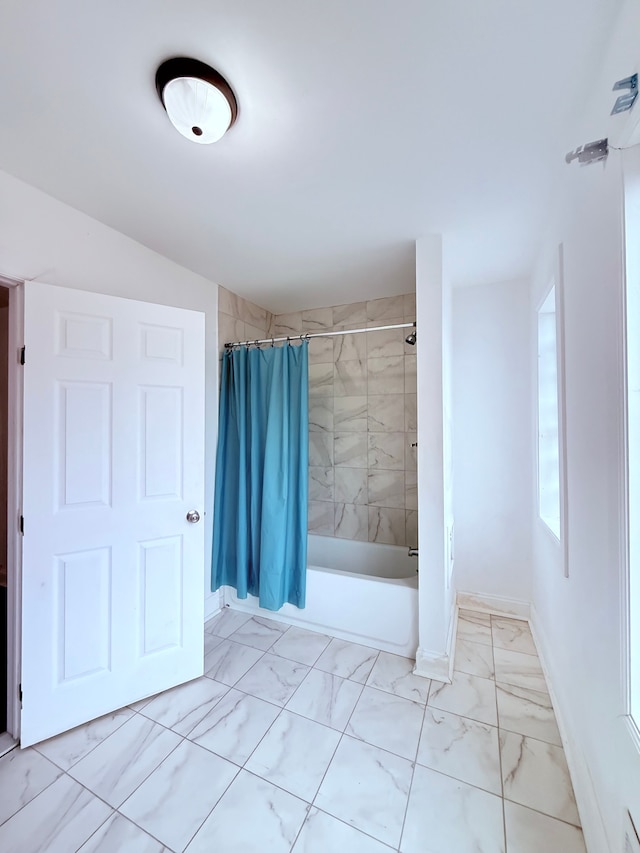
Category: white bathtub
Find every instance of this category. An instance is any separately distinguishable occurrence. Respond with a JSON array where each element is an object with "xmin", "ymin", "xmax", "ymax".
[{"xmin": 223, "ymin": 534, "xmax": 419, "ymax": 657}]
